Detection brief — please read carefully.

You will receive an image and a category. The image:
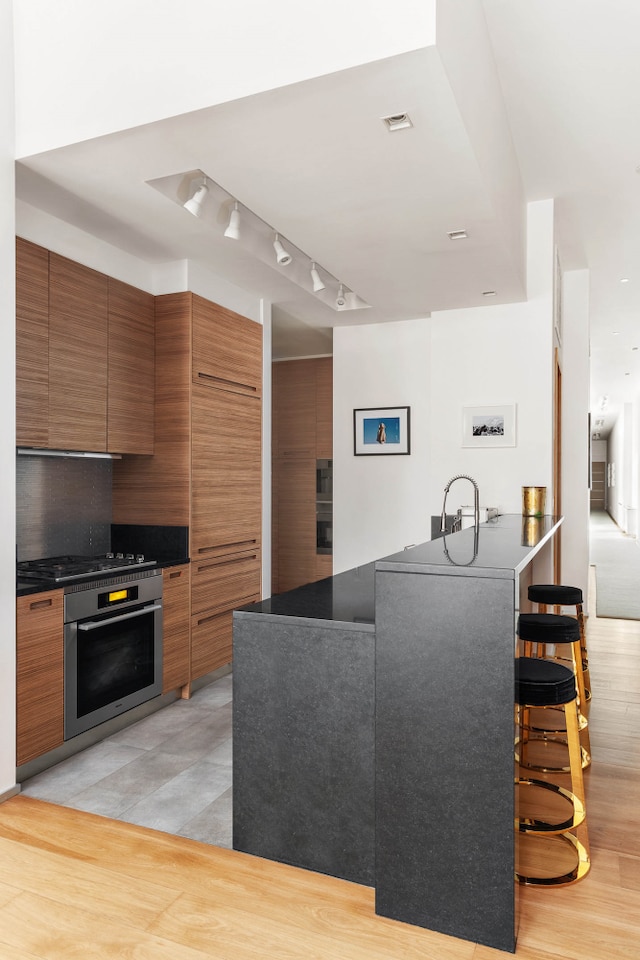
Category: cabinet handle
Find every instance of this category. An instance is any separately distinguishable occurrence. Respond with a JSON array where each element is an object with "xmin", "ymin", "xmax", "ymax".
[
  {"xmin": 198, "ymin": 555, "xmax": 257, "ymax": 573},
  {"xmin": 197, "ymin": 540, "xmax": 257, "ymax": 555},
  {"xmin": 169, "ymin": 570, "xmax": 183, "ymax": 579},
  {"xmin": 196, "ymin": 595, "xmax": 257, "ymax": 625},
  {"xmin": 197, "ymin": 372, "xmax": 257, "ymax": 393},
  {"xmin": 29, "ymin": 598, "xmax": 52, "ymax": 610}
]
